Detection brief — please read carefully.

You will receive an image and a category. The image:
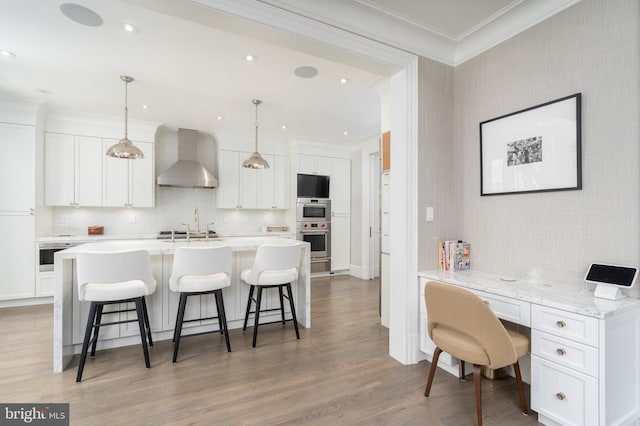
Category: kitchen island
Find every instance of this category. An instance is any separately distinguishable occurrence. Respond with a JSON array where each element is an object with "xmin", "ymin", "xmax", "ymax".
[{"xmin": 53, "ymin": 237, "xmax": 310, "ymax": 372}]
